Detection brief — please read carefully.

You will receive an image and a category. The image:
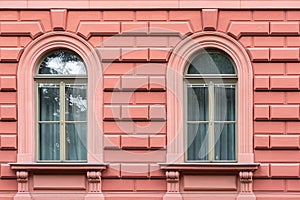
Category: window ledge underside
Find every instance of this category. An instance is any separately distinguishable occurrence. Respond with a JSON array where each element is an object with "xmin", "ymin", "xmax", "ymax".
[
  {"xmin": 9, "ymin": 163, "xmax": 108, "ymax": 172},
  {"xmin": 159, "ymin": 163, "xmax": 259, "ymax": 174}
]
